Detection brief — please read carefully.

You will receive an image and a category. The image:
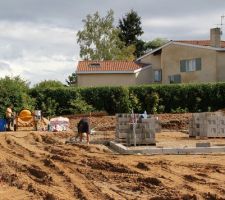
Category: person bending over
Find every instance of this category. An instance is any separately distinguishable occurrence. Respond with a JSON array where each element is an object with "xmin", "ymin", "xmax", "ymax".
[{"xmin": 77, "ymin": 118, "xmax": 90, "ymax": 144}]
